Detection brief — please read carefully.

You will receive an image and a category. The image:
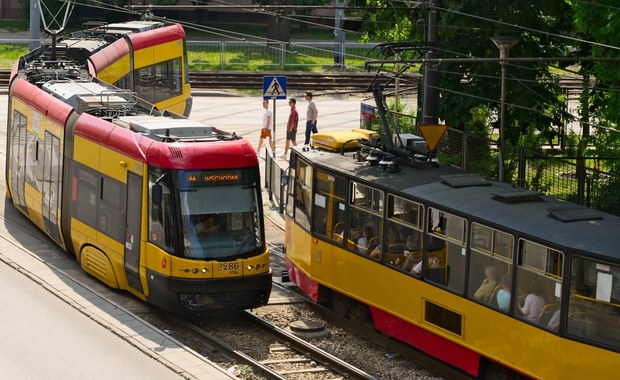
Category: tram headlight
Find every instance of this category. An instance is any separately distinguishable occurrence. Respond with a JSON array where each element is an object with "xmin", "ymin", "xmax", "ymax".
[
  {"xmin": 201, "ymin": 268, "xmax": 208, "ymax": 274},
  {"xmin": 247, "ymin": 265, "xmax": 253, "ymax": 271}
]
